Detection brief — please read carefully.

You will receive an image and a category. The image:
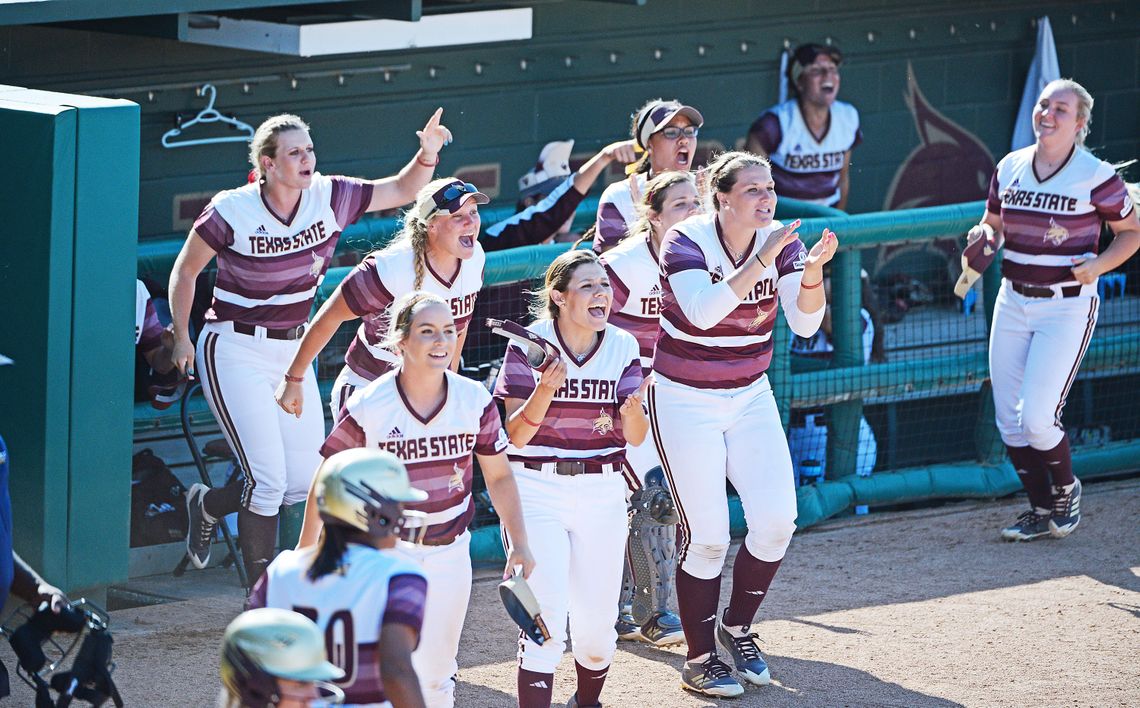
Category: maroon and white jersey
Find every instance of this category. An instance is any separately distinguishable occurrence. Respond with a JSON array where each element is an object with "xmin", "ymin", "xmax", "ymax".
[
  {"xmin": 988, "ymin": 146, "xmax": 1134, "ymax": 286},
  {"xmin": 493, "ymin": 320, "xmax": 642, "ymax": 465},
  {"xmin": 656, "ymin": 213, "xmax": 823, "ymax": 390},
  {"xmin": 193, "ymin": 173, "xmax": 374, "ymax": 329},
  {"xmin": 601, "ymin": 233, "xmax": 662, "ymax": 373},
  {"xmin": 341, "ymin": 240, "xmax": 485, "ymax": 381},
  {"xmin": 750, "ymin": 100, "xmax": 861, "ymax": 206},
  {"xmin": 135, "ymin": 280, "xmax": 164, "ymax": 351},
  {"xmin": 593, "ymin": 173, "xmax": 648, "ymax": 253},
  {"xmin": 321, "ymin": 369, "xmax": 508, "ymax": 545},
  {"xmin": 249, "ymin": 544, "xmax": 427, "ymax": 707}
]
